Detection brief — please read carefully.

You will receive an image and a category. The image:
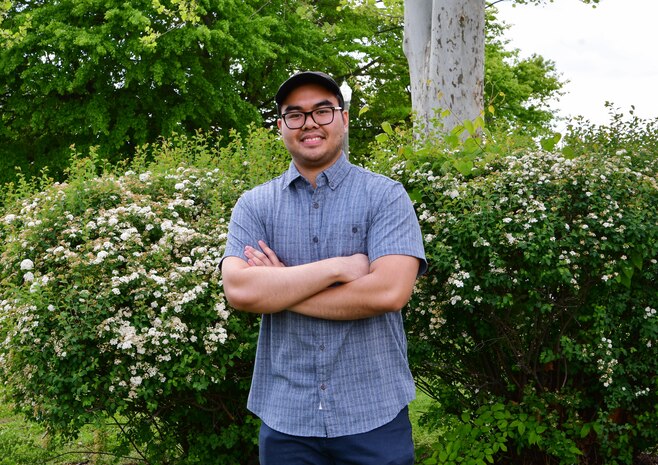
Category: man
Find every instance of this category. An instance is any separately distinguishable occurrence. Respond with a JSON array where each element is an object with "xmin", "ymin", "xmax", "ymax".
[{"xmin": 220, "ymin": 71, "xmax": 427, "ymax": 465}]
